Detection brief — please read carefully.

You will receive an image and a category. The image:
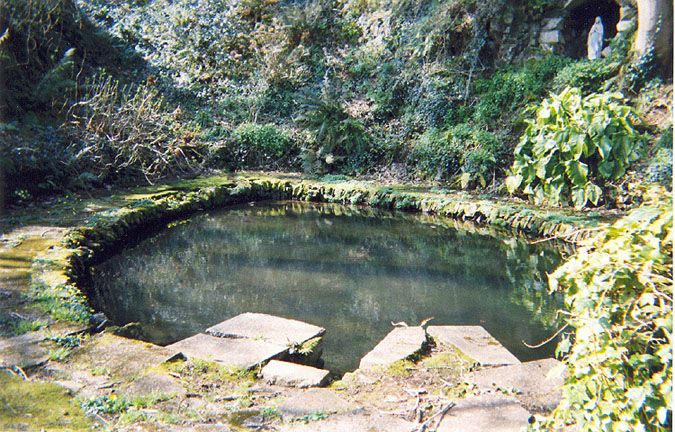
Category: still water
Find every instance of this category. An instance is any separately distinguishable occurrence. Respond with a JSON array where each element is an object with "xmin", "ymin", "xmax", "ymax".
[{"xmin": 90, "ymin": 201, "xmax": 565, "ymax": 374}]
